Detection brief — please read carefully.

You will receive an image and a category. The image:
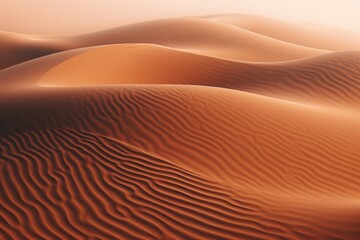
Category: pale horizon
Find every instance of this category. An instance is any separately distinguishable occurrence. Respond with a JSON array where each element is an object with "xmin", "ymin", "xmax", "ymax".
[{"xmin": 1, "ymin": 0, "xmax": 359, "ymax": 35}]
